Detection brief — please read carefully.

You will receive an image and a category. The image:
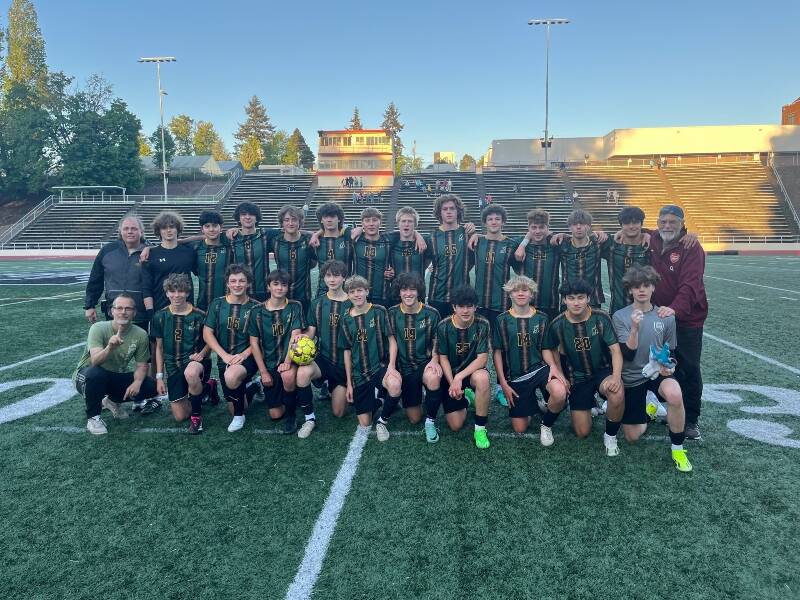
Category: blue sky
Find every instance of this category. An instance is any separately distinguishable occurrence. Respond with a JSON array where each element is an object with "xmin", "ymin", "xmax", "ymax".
[{"xmin": 4, "ymin": 0, "xmax": 799, "ymax": 164}]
